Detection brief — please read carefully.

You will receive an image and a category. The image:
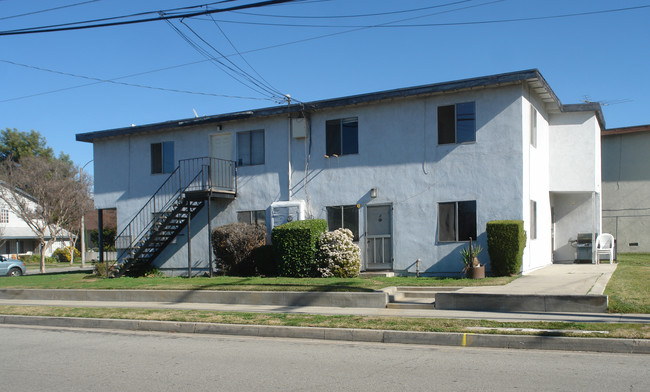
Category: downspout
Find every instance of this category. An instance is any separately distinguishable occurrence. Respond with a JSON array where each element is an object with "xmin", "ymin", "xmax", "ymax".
[{"xmin": 286, "ymin": 94, "xmax": 292, "ymax": 201}]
